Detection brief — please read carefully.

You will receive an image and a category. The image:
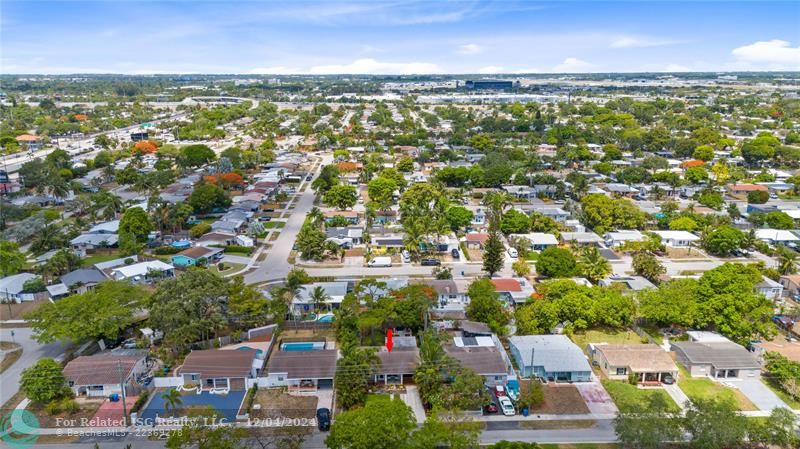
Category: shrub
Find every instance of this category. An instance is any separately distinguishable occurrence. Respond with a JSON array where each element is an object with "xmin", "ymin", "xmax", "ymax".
[
  {"xmin": 747, "ymin": 190, "xmax": 769, "ymax": 204},
  {"xmin": 131, "ymin": 391, "xmax": 150, "ymax": 413},
  {"xmin": 46, "ymin": 400, "xmax": 63, "ymax": 415},
  {"xmin": 189, "ymin": 223, "xmax": 212, "ymax": 238},
  {"xmin": 222, "ymin": 245, "xmax": 251, "ymax": 254},
  {"xmin": 61, "ymin": 399, "xmax": 80, "ymax": 414},
  {"xmin": 153, "ymin": 246, "xmax": 182, "ymax": 255}
]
